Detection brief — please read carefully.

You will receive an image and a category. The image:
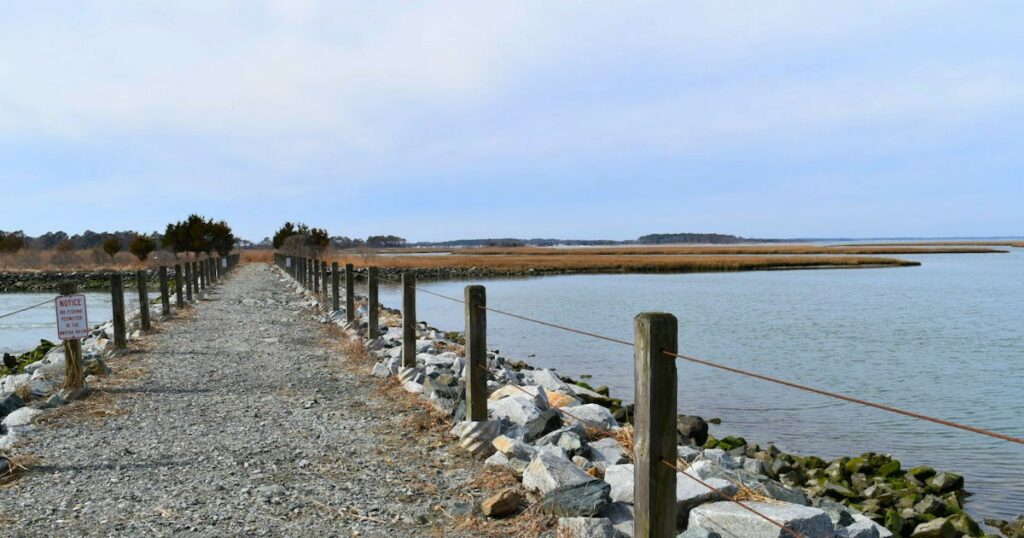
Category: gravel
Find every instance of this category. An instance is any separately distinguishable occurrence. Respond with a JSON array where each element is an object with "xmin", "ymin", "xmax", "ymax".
[{"xmin": 0, "ymin": 264, "xmax": 481, "ymax": 536}]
